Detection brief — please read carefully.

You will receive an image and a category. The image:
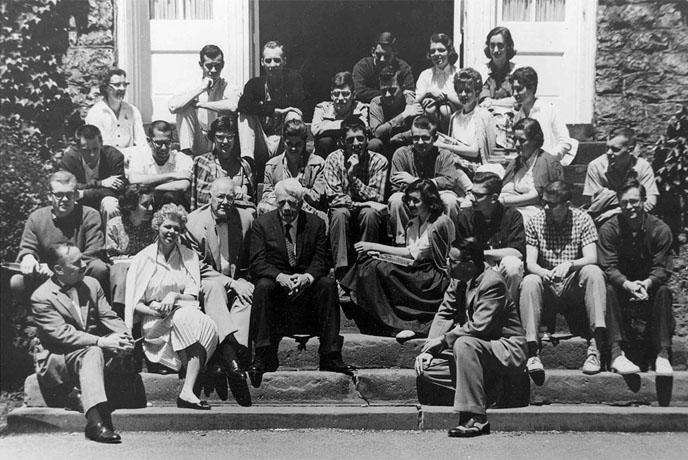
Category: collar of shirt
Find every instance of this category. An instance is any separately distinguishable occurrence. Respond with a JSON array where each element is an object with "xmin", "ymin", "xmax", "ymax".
[
  {"xmin": 283, "ymin": 215, "xmax": 299, "ymax": 237},
  {"xmin": 433, "ymin": 64, "xmax": 456, "ymax": 79}
]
